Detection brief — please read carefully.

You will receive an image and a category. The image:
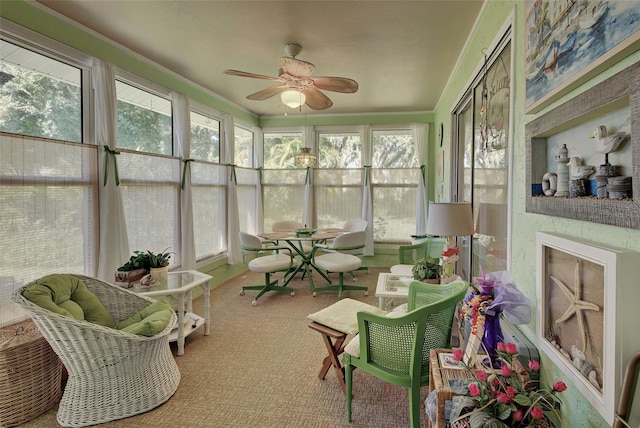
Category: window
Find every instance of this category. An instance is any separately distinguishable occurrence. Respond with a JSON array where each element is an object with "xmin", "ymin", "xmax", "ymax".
[
  {"xmin": 318, "ymin": 132, "xmax": 361, "ymax": 168},
  {"xmin": 0, "ymin": 39, "xmax": 82, "ymax": 142},
  {"xmin": 263, "ymin": 131, "xmax": 303, "ymax": 168},
  {"xmin": 234, "ymin": 126, "xmax": 253, "ymax": 167},
  {"xmin": 191, "ymin": 162, "xmax": 226, "ymax": 259},
  {"xmin": 190, "ymin": 110, "xmax": 220, "ymax": 163},
  {"xmin": 116, "ymin": 79, "xmax": 172, "ymax": 155},
  {"xmin": 0, "ymin": 28, "xmax": 95, "ymax": 326},
  {"xmin": 372, "ymin": 129, "xmax": 417, "ymax": 168},
  {"xmin": 315, "ymin": 169, "xmax": 362, "ymax": 229},
  {"xmin": 262, "ymin": 169, "xmax": 305, "ymax": 228},
  {"xmin": 116, "ymin": 74, "xmax": 177, "ymax": 263}
]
